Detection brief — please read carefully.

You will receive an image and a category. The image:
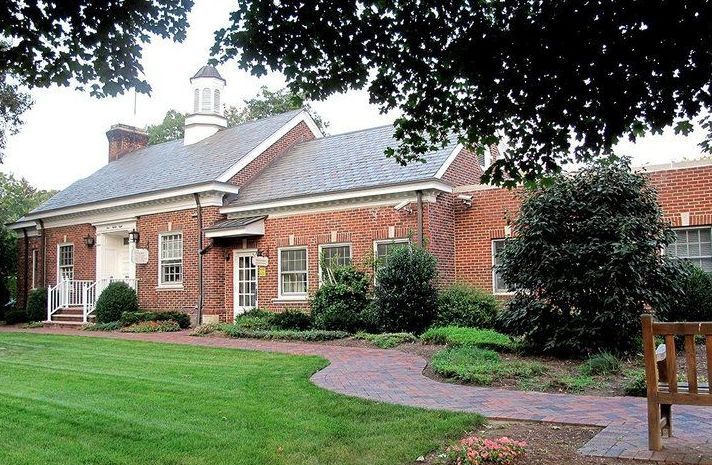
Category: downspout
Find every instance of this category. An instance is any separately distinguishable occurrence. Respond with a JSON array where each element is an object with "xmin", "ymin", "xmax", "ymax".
[
  {"xmin": 193, "ymin": 193, "xmax": 203, "ymax": 324},
  {"xmin": 416, "ymin": 190, "xmax": 424, "ymax": 246},
  {"xmin": 38, "ymin": 219, "xmax": 46, "ymax": 288},
  {"xmin": 22, "ymin": 228, "xmax": 29, "ymax": 308}
]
